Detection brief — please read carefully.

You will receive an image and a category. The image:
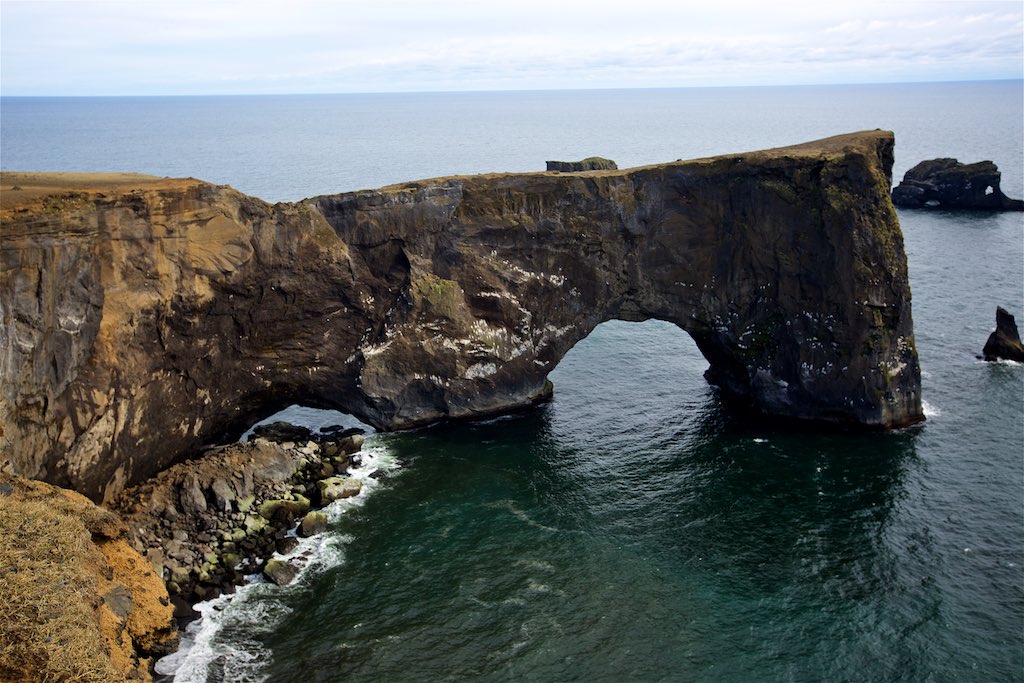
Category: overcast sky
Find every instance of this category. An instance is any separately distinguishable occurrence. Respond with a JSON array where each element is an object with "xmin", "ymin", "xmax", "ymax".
[{"xmin": 1, "ymin": 0, "xmax": 1021, "ymax": 95}]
